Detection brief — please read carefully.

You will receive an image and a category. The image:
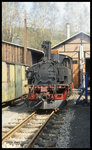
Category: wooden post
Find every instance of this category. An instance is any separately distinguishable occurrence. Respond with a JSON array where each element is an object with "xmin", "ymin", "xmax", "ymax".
[{"xmin": 24, "ymin": 11, "xmax": 27, "ymax": 64}]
